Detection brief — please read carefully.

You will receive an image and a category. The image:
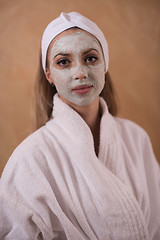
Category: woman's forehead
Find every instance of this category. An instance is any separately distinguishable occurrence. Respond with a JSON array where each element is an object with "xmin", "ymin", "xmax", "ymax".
[
  {"xmin": 49, "ymin": 29, "xmax": 102, "ymax": 55},
  {"xmin": 51, "ymin": 28, "xmax": 96, "ymax": 44}
]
